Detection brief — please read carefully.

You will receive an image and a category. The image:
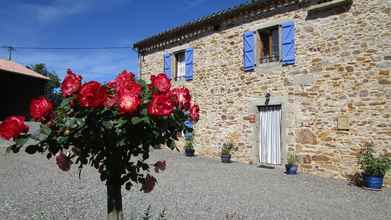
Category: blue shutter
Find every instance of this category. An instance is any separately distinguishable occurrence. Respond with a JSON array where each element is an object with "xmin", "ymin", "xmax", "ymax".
[
  {"xmin": 163, "ymin": 52, "xmax": 172, "ymax": 79},
  {"xmin": 184, "ymin": 120, "xmax": 193, "ymax": 128},
  {"xmin": 185, "ymin": 48, "xmax": 193, "ymax": 81},
  {"xmin": 281, "ymin": 21, "xmax": 296, "ymax": 65},
  {"xmin": 243, "ymin": 31, "xmax": 255, "ymax": 72}
]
